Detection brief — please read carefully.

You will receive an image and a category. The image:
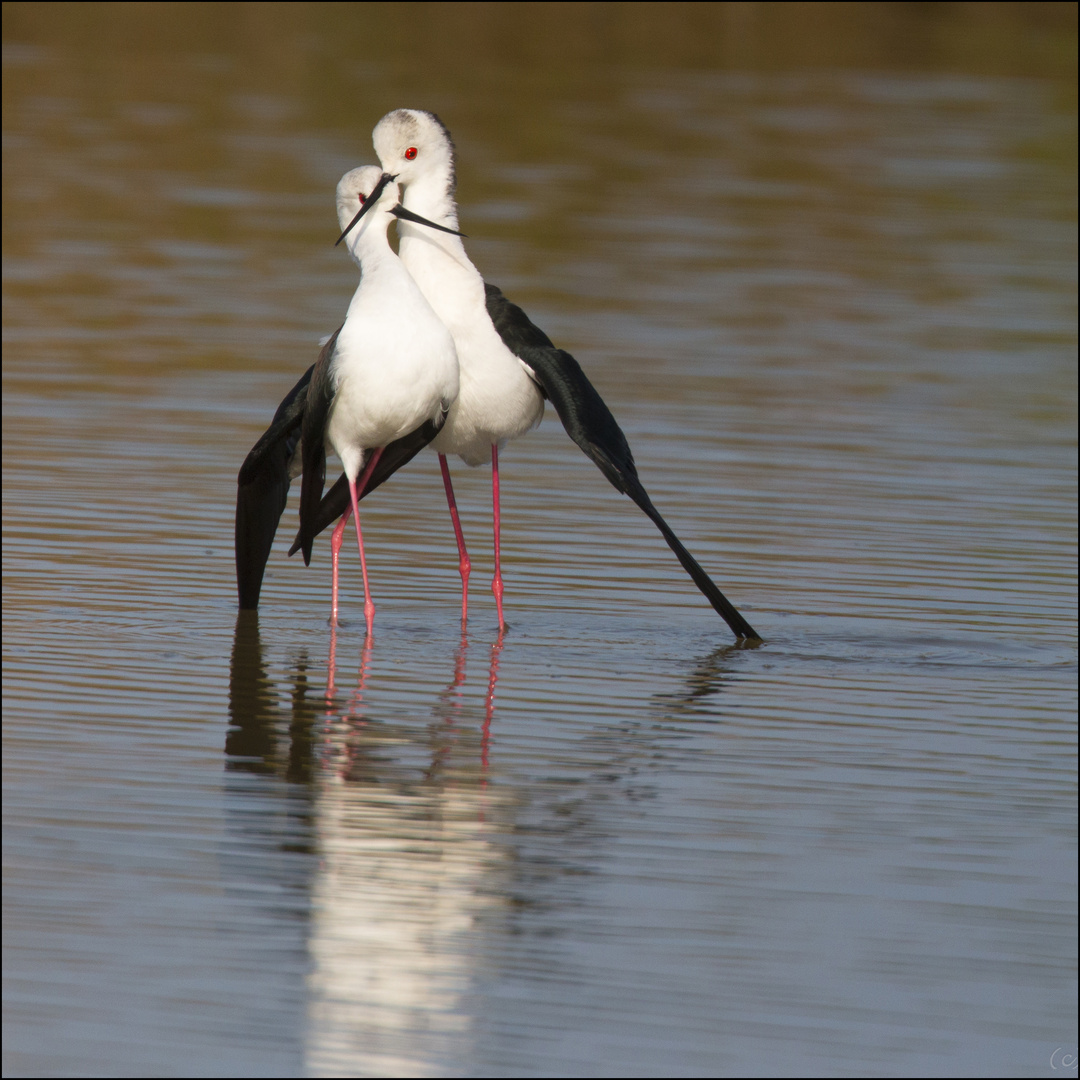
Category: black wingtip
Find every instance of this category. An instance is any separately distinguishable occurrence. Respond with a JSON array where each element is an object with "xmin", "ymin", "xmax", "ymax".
[
  {"xmin": 297, "ymin": 439, "xmax": 327, "ymax": 571},
  {"xmin": 484, "ymin": 282, "xmax": 760, "ymax": 639},
  {"xmin": 236, "ymin": 470, "xmax": 291, "ymax": 610},
  {"xmin": 636, "ymin": 492, "xmax": 760, "ymax": 640}
]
